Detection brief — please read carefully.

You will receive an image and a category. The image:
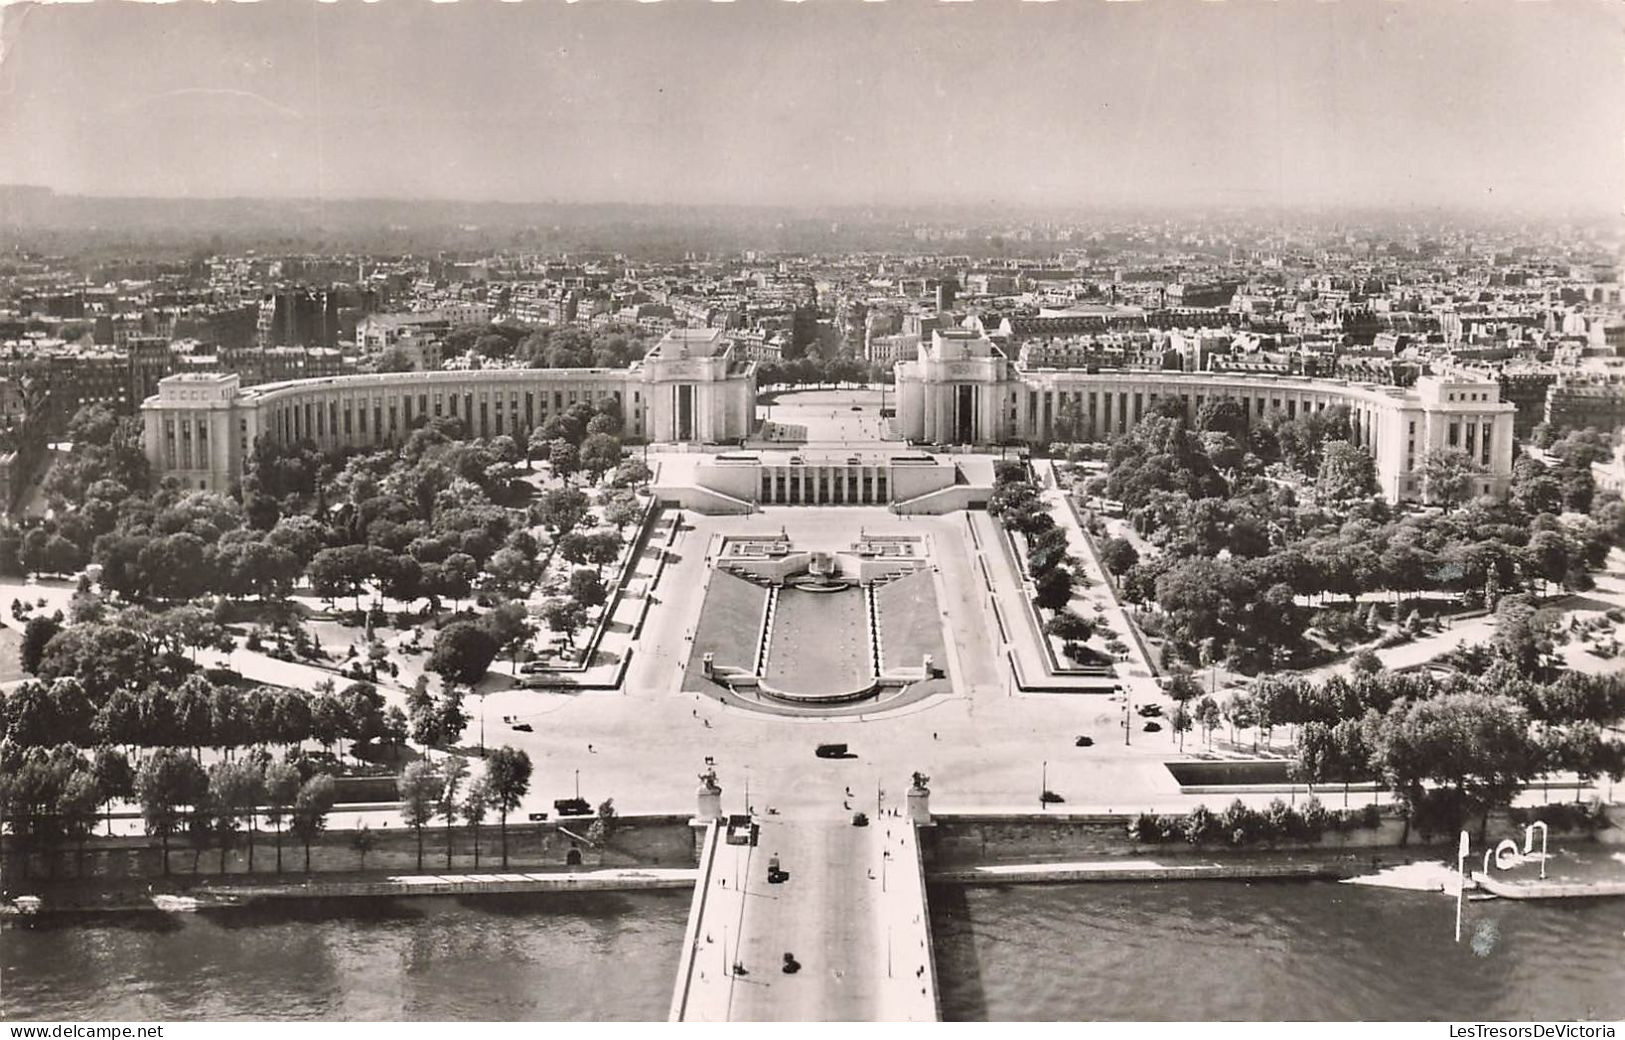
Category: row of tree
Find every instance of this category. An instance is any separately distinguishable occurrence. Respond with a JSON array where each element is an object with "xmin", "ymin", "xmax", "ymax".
[
  {"xmin": 395, "ymin": 747, "xmax": 533, "ymax": 871},
  {"xmin": 1, "ymin": 671, "xmax": 414, "ymax": 763},
  {"xmin": 1, "ymin": 743, "xmax": 335, "ymax": 877},
  {"xmin": 0, "ymin": 742, "xmax": 537, "ymax": 879},
  {"xmin": 986, "ymin": 462, "xmax": 1081, "ymax": 615}
]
